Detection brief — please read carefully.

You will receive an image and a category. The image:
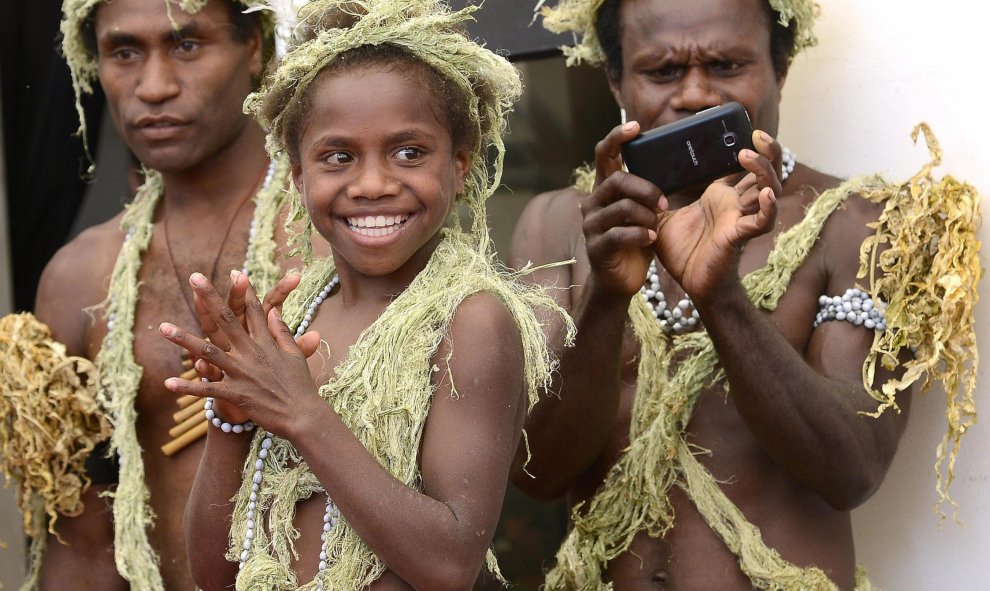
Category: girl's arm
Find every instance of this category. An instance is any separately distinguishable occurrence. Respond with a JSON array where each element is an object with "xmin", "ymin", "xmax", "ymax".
[
  {"xmin": 162, "ymin": 276, "xmax": 526, "ymax": 590},
  {"xmin": 166, "ymin": 272, "xmax": 321, "ymax": 590},
  {"xmin": 293, "ymin": 291, "xmax": 525, "ymax": 590},
  {"xmin": 183, "ymin": 418, "xmax": 254, "ymax": 591}
]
